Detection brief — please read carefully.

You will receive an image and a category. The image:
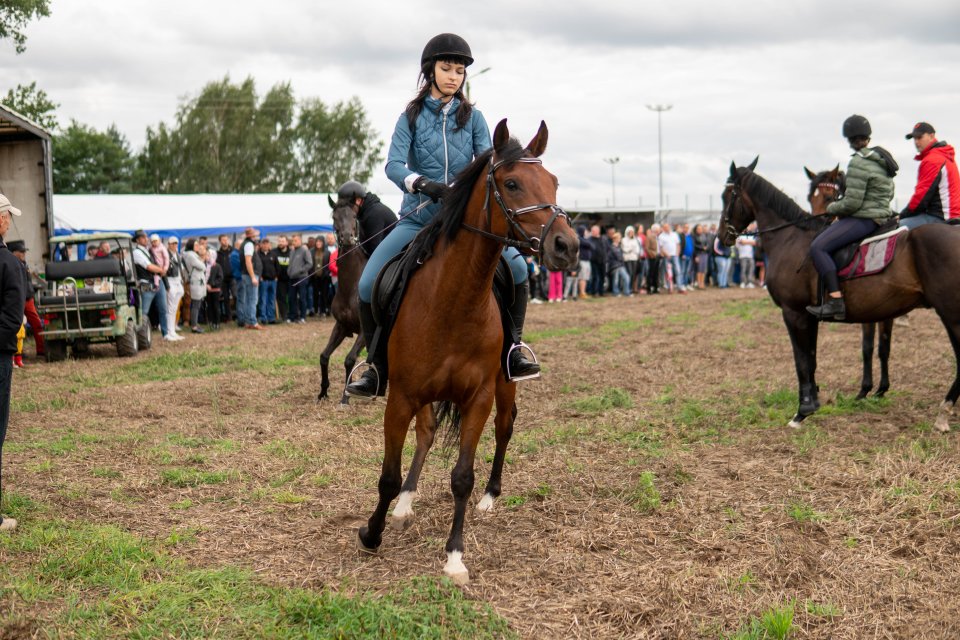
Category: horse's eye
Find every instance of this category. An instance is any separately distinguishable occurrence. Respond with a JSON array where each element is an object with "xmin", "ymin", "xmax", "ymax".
[{"xmin": 504, "ymin": 179, "xmax": 519, "ymax": 192}]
